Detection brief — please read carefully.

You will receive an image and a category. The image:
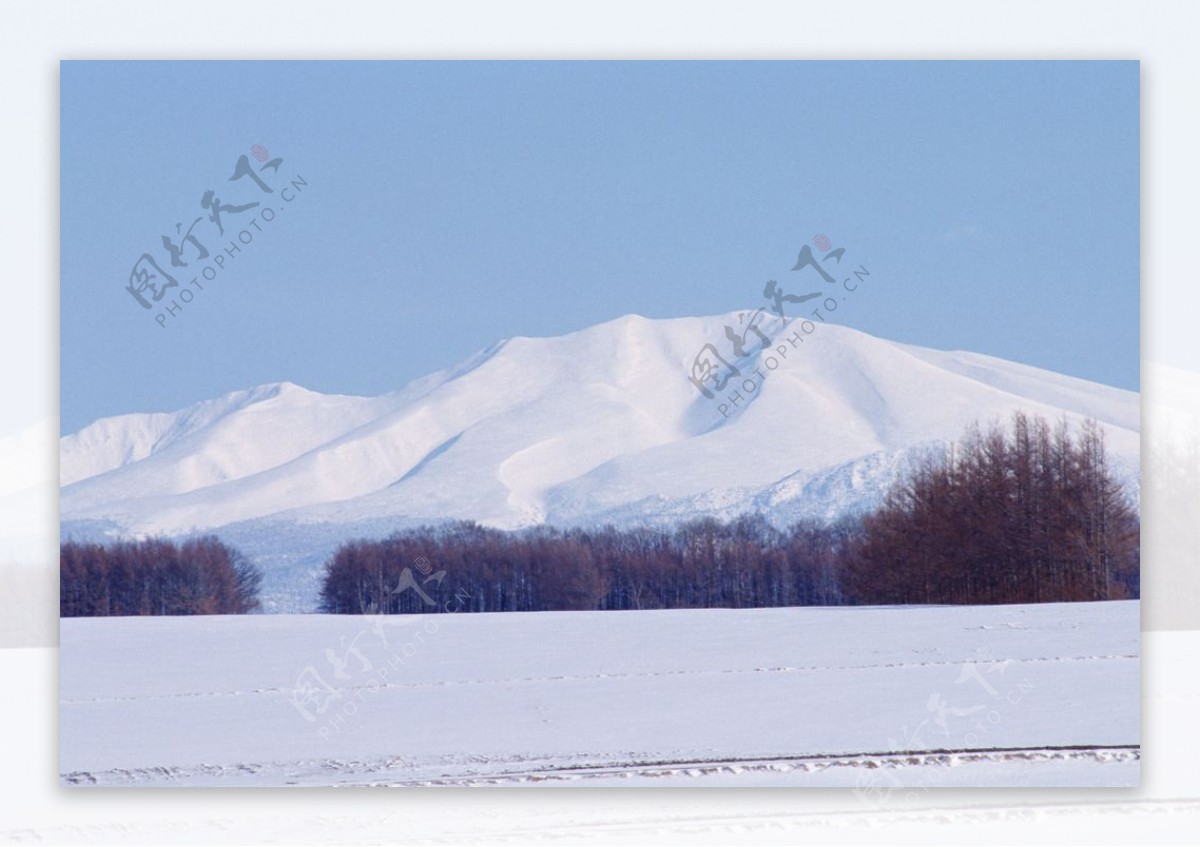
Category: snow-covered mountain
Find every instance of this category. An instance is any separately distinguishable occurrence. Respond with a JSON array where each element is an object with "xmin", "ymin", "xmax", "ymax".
[{"xmin": 60, "ymin": 313, "xmax": 1140, "ymax": 610}]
